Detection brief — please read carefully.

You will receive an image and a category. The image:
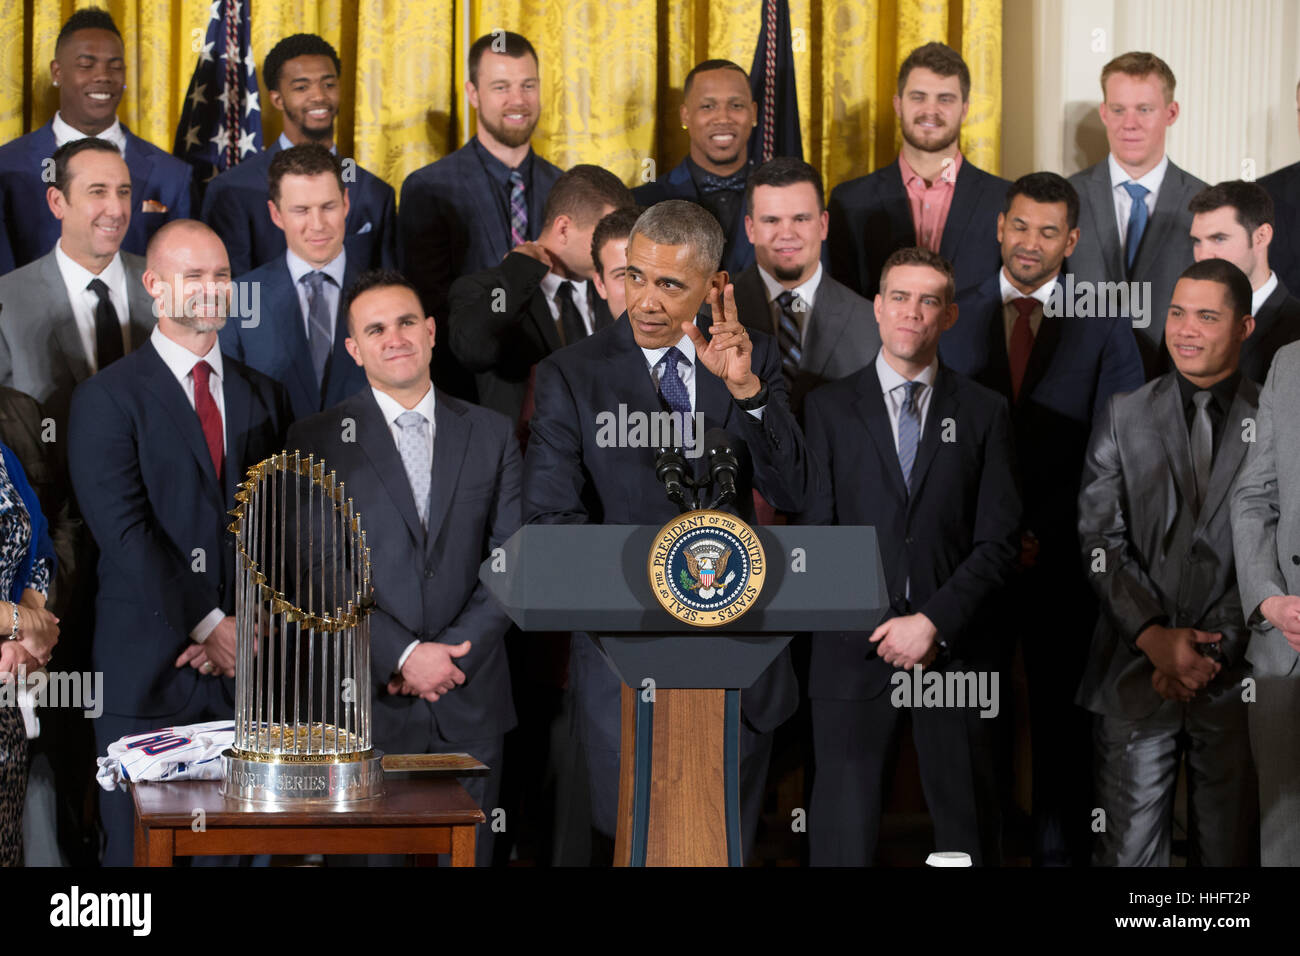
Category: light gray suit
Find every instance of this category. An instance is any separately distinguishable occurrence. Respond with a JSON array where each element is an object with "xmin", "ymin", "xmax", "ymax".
[
  {"xmin": 732, "ymin": 264, "xmax": 880, "ymax": 418},
  {"xmin": 1231, "ymin": 341, "xmax": 1300, "ymax": 866},
  {"xmin": 1067, "ymin": 158, "xmax": 1207, "ymax": 380},
  {"xmin": 1078, "ymin": 371, "xmax": 1259, "ymax": 866},
  {"xmin": 0, "ymin": 246, "xmax": 153, "ymax": 866}
]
